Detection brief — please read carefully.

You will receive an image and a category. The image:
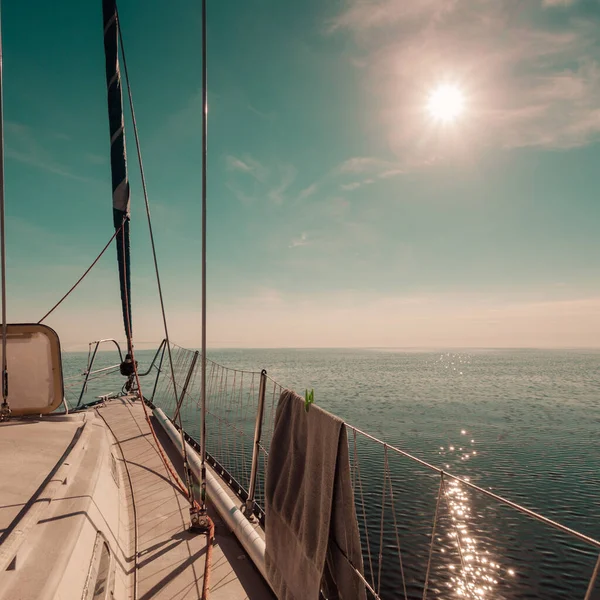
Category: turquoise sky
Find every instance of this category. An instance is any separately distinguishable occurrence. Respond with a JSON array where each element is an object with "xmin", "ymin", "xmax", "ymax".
[{"xmin": 3, "ymin": 0, "xmax": 600, "ymax": 349}]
